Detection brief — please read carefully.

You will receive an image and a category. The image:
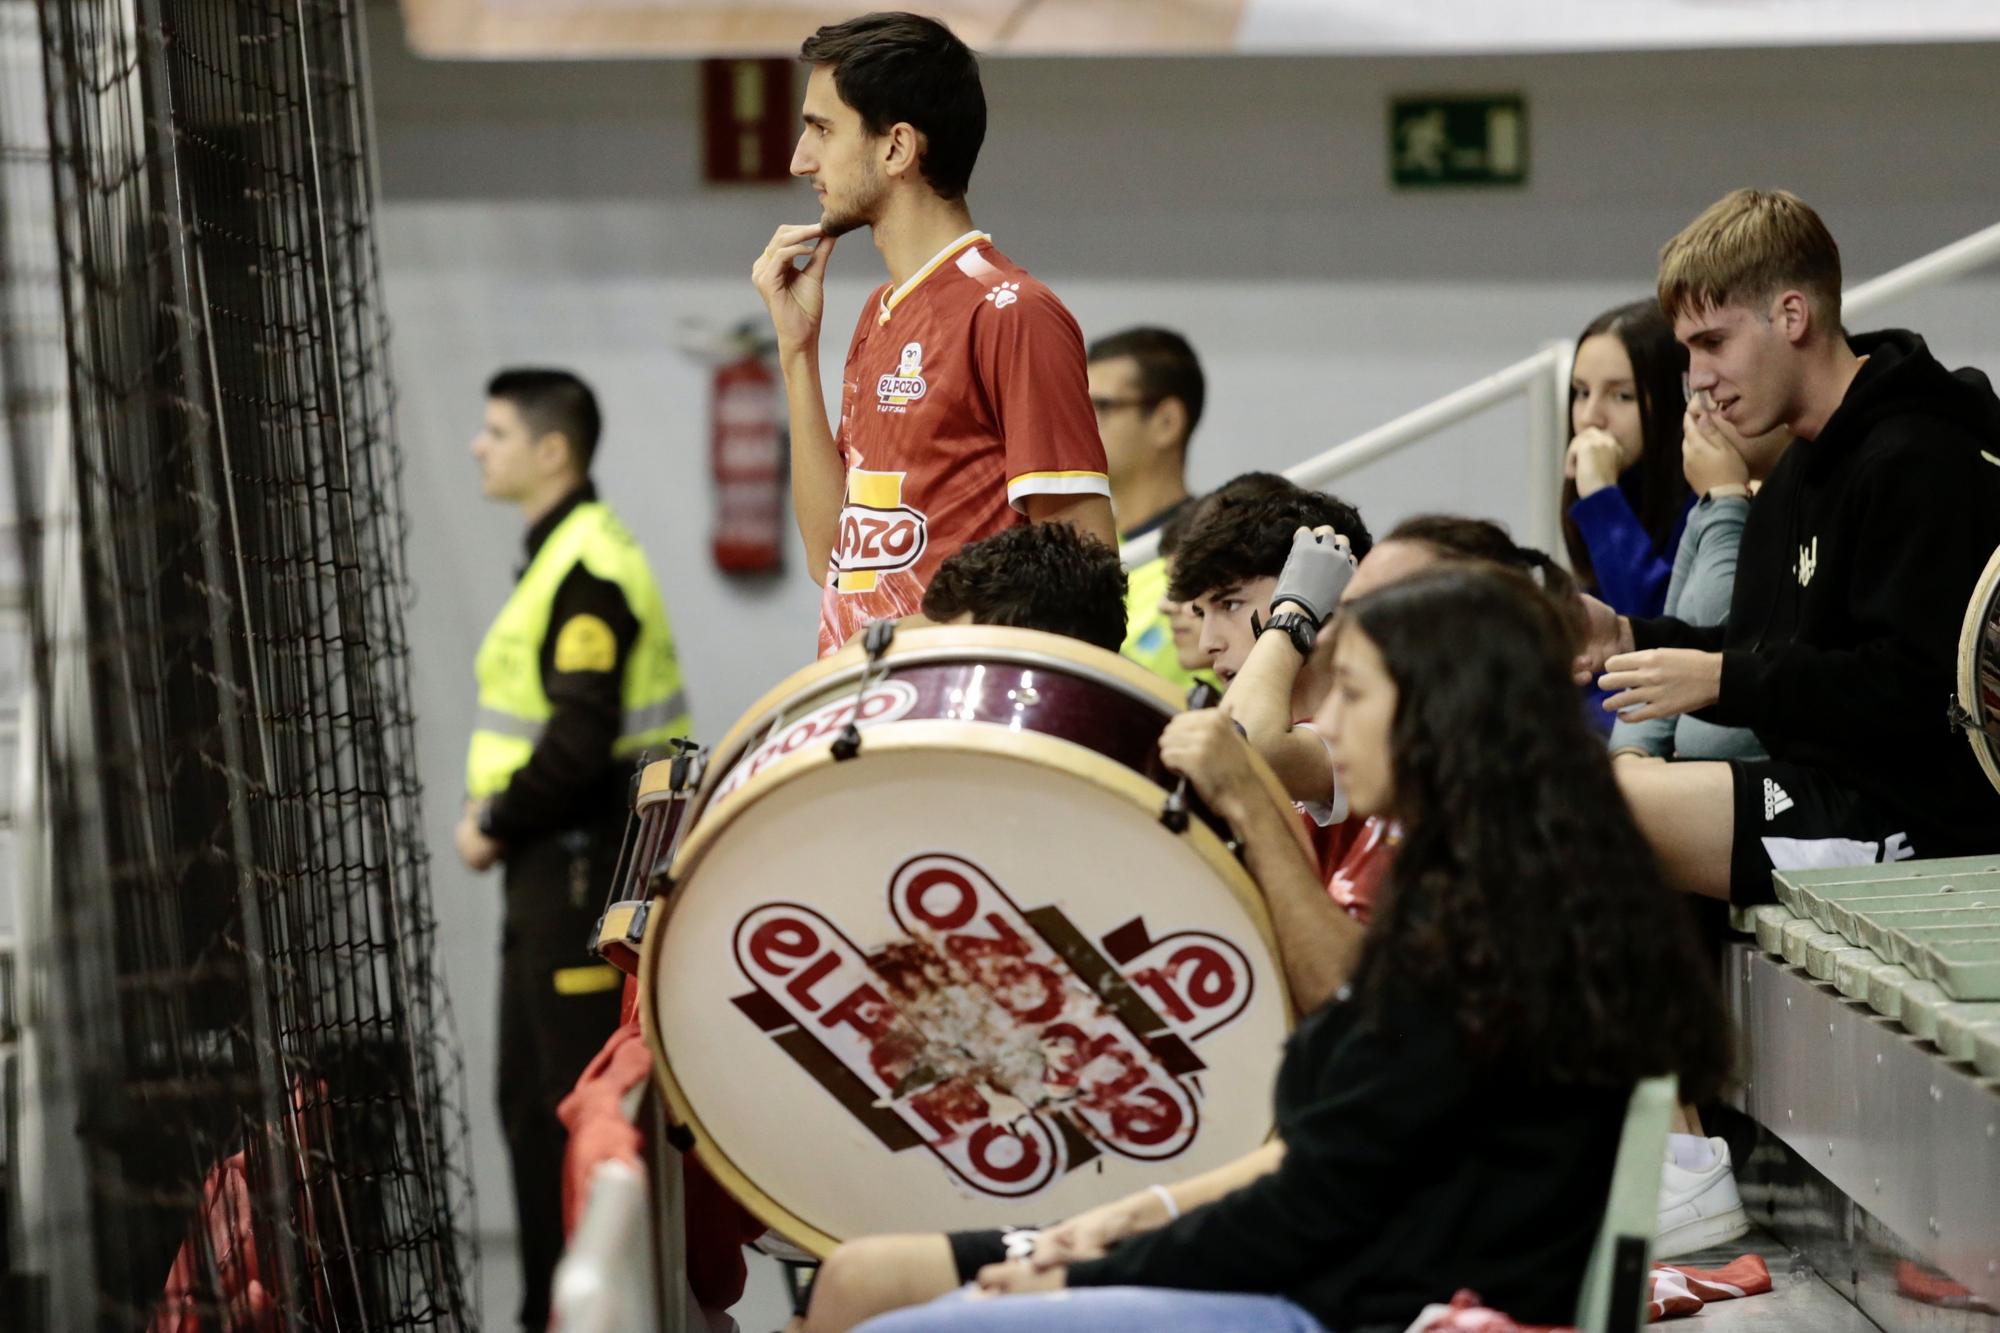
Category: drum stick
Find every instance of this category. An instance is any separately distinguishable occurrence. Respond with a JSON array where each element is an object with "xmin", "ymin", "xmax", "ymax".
[
  {"xmin": 833, "ymin": 619, "xmax": 899, "ymax": 760},
  {"xmin": 1160, "ymin": 681, "xmax": 1222, "ymax": 833}
]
